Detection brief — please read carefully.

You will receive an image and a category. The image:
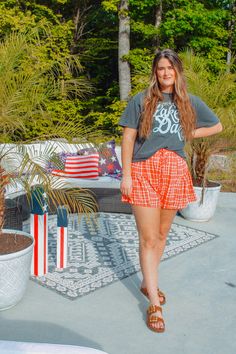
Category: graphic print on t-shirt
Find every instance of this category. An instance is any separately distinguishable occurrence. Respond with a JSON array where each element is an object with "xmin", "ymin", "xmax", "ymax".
[{"xmin": 152, "ymin": 102, "xmax": 184, "ymax": 141}]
